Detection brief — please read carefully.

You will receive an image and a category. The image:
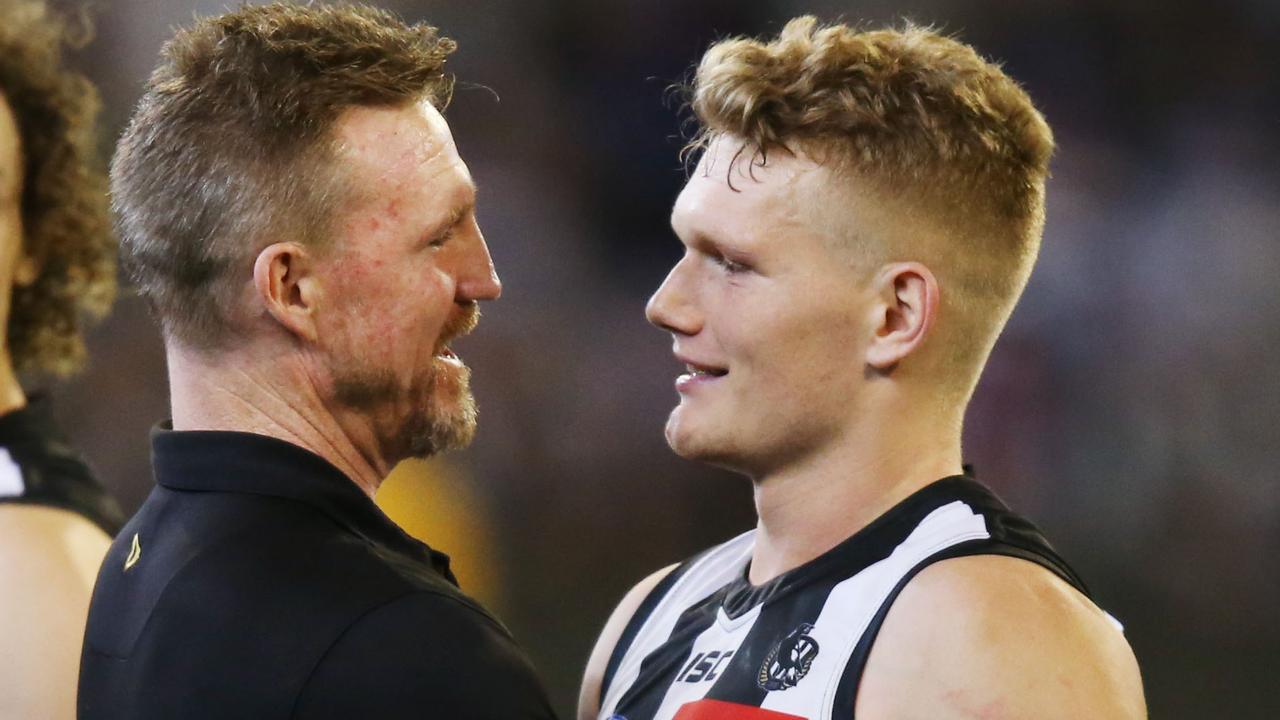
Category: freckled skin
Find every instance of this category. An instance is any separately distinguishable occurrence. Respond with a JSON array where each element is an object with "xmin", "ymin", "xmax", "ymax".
[{"xmin": 312, "ymin": 100, "xmax": 500, "ymax": 462}]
